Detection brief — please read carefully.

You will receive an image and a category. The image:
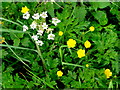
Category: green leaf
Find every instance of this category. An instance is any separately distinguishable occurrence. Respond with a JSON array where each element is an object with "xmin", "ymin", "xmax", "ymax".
[
  {"xmin": 47, "ymin": 58, "xmax": 59, "ymax": 69},
  {"xmin": 0, "ymin": 49, "xmax": 8, "ymax": 58},
  {"xmin": 16, "ymin": 33, "xmax": 24, "ymax": 38},
  {"xmin": 13, "ymin": 39, "xmax": 20, "ymax": 46},
  {"xmin": 90, "ymin": 2, "xmax": 110, "ymax": 10},
  {"xmin": 110, "ymin": 6, "xmax": 119, "ymax": 15},
  {"xmin": 108, "ymin": 80, "xmax": 113, "ymax": 88},
  {"xmin": 92, "ymin": 11, "xmax": 108, "ymax": 25},
  {"xmin": 73, "ymin": 6, "xmax": 87, "ymax": 22},
  {"xmin": 10, "ymin": 32, "xmax": 18, "ymax": 40},
  {"xmin": 70, "ymin": 81, "xmax": 81, "ymax": 88},
  {"xmin": 21, "ymin": 37, "xmax": 30, "ymax": 47},
  {"xmin": 46, "ymin": 2, "xmax": 55, "ymax": 17}
]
